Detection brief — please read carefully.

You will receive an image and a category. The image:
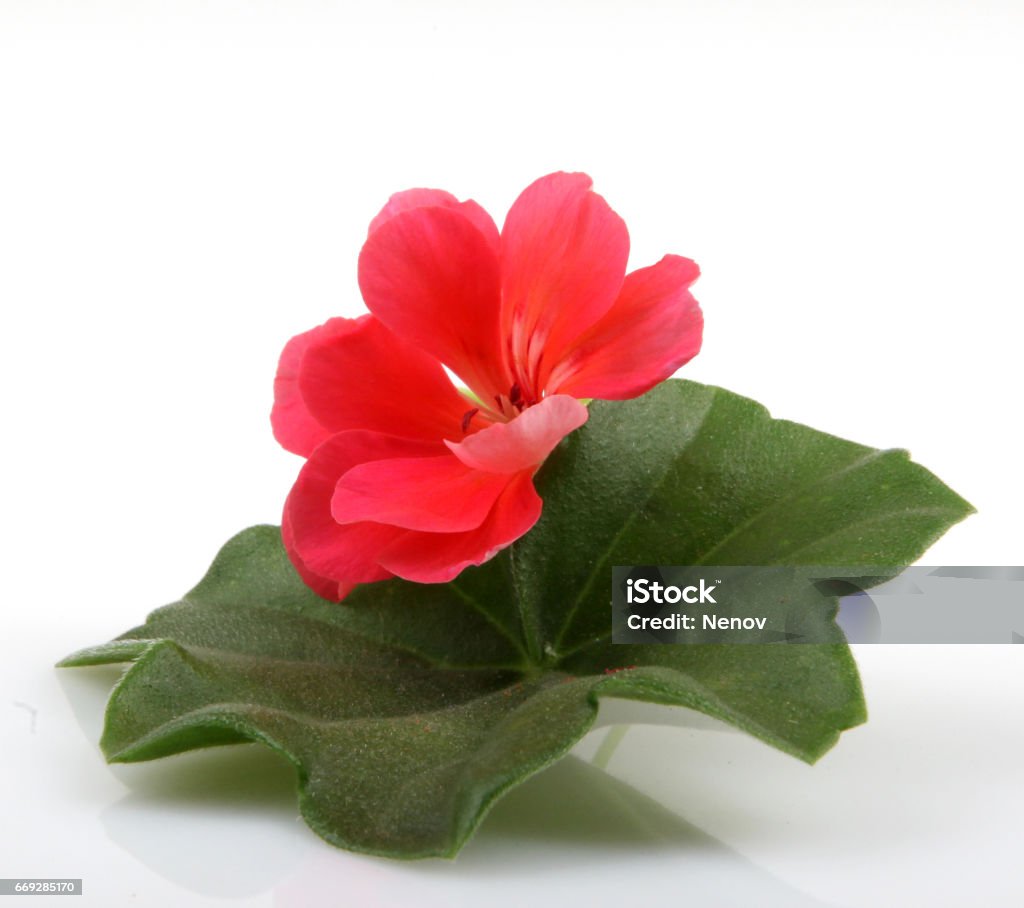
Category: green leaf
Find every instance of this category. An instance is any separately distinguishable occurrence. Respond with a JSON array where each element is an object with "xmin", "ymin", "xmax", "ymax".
[
  {"xmin": 515, "ymin": 380, "xmax": 975, "ymax": 659},
  {"xmin": 59, "ymin": 380, "xmax": 973, "ymax": 858}
]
